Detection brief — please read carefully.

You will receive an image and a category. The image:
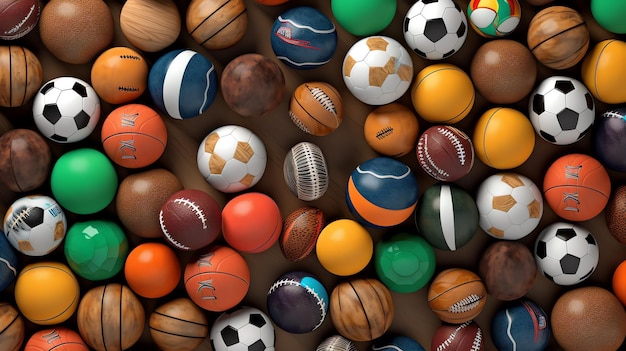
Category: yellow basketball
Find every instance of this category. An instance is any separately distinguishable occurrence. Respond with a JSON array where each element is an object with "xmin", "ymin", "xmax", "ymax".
[
  {"xmin": 411, "ymin": 63, "xmax": 475, "ymax": 124},
  {"xmin": 473, "ymin": 107, "xmax": 535, "ymax": 169},
  {"xmin": 581, "ymin": 39, "xmax": 626, "ymax": 104},
  {"xmin": 14, "ymin": 262, "xmax": 80, "ymax": 325},
  {"xmin": 316, "ymin": 219, "xmax": 373, "ymax": 276}
]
